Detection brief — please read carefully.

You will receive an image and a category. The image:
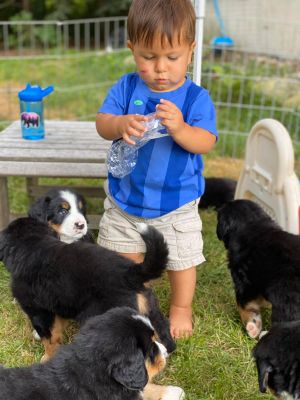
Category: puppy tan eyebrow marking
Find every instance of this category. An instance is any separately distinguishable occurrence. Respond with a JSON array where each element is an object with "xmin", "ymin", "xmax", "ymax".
[
  {"xmin": 78, "ymin": 201, "xmax": 83, "ymax": 209},
  {"xmin": 61, "ymin": 202, "xmax": 70, "ymax": 210}
]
